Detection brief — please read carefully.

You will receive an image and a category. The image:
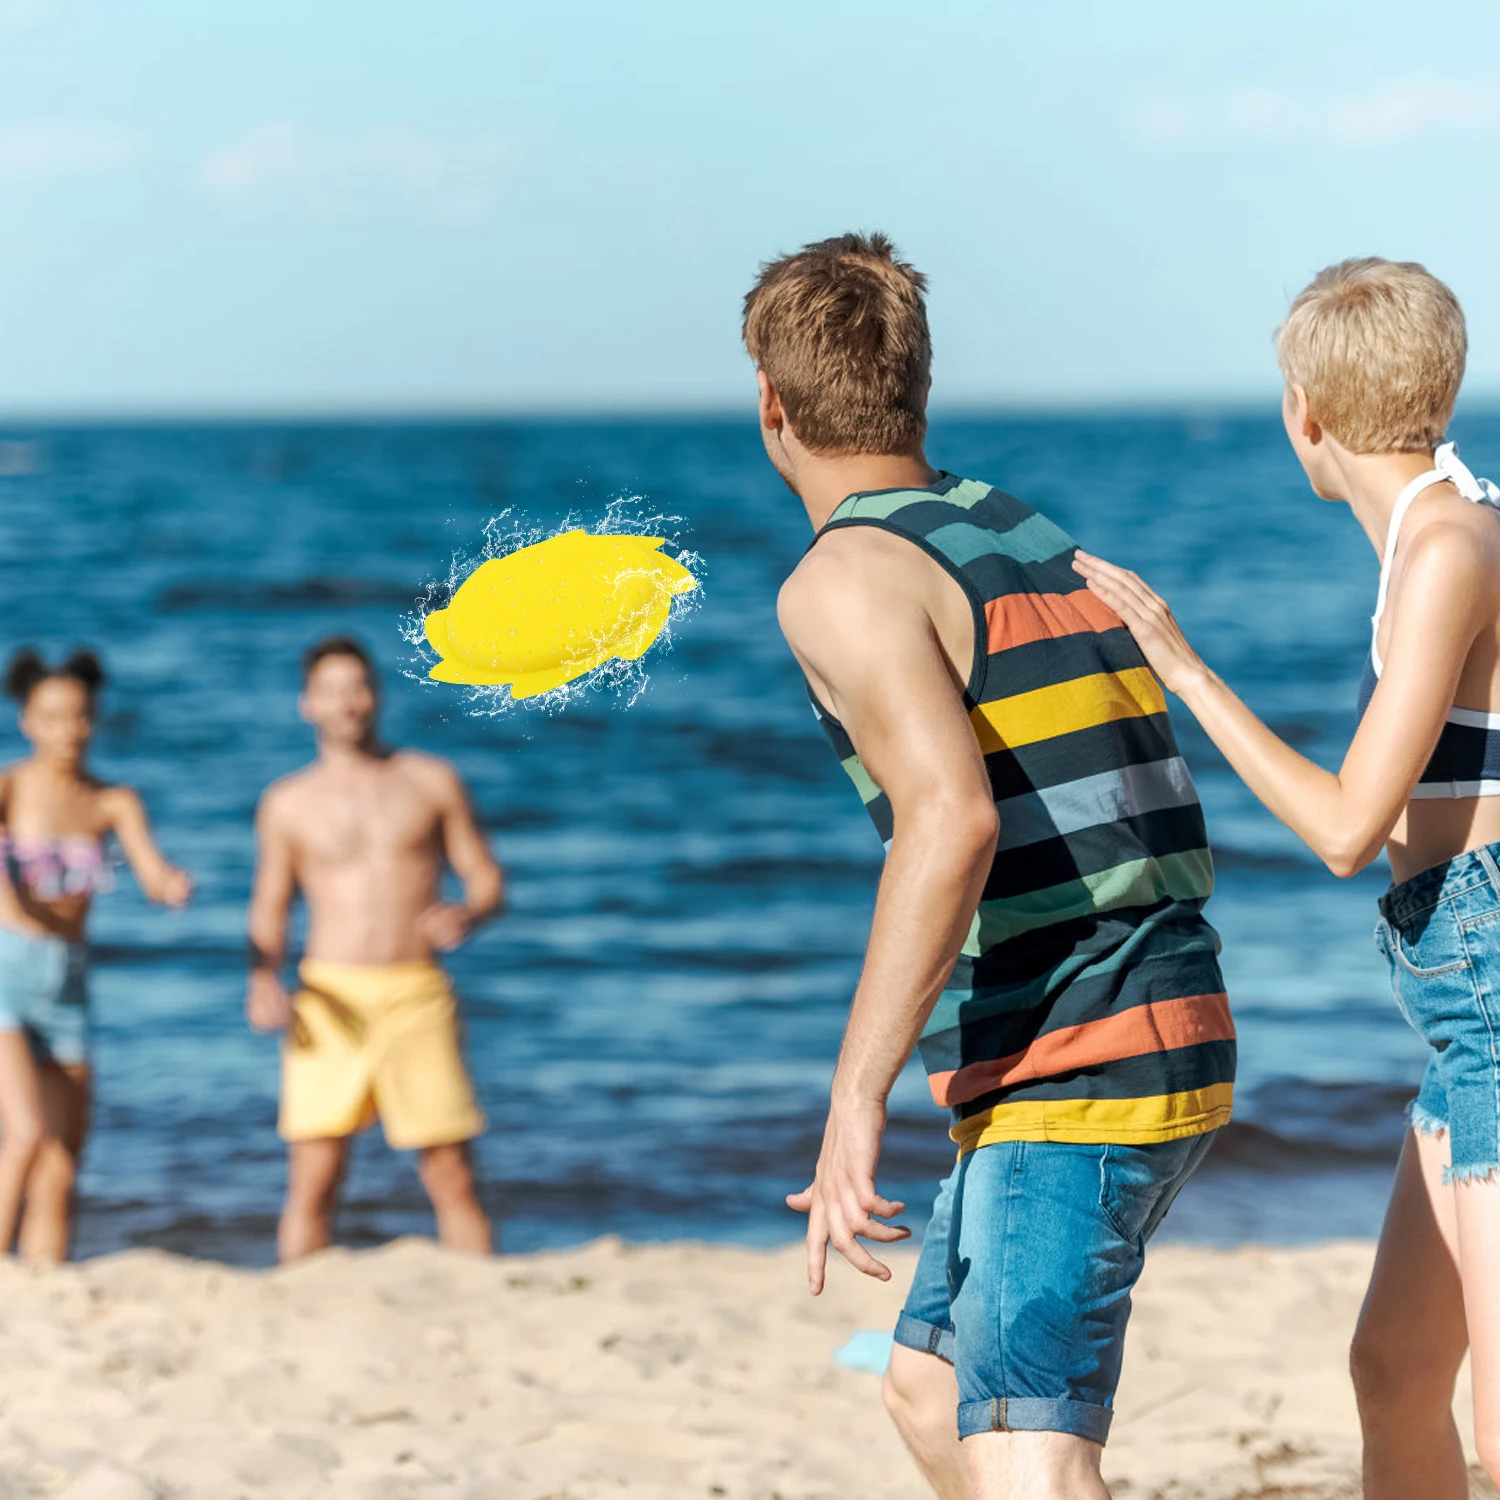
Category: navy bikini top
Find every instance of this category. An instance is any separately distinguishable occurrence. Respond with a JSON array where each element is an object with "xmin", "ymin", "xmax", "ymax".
[{"xmin": 1356, "ymin": 442, "xmax": 1500, "ymax": 799}]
